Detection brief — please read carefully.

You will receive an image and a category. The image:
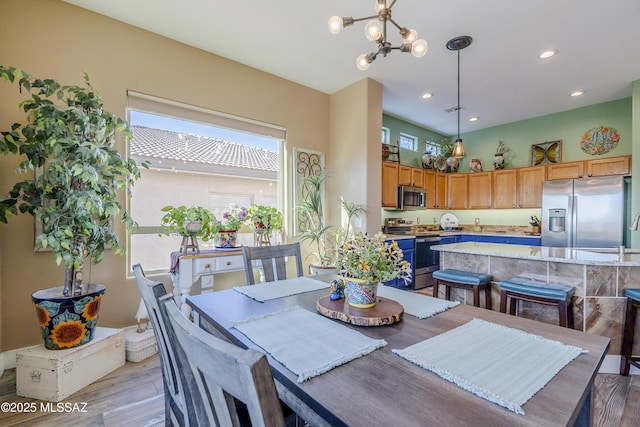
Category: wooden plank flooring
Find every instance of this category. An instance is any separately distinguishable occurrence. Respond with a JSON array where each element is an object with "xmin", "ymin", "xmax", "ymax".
[{"xmin": 0, "ymin": 353, "xmax": 639, "ymax": 426}]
